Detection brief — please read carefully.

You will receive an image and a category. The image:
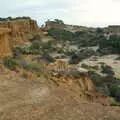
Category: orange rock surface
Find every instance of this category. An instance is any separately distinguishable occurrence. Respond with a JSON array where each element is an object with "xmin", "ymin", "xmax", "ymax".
[
  {"xmin": 0, "ymin": 28, "xmax": 12, "ymax": 58},
  {"xmin": 0, "ymin": 18, "xmax": 40, "ymax": 46}
]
